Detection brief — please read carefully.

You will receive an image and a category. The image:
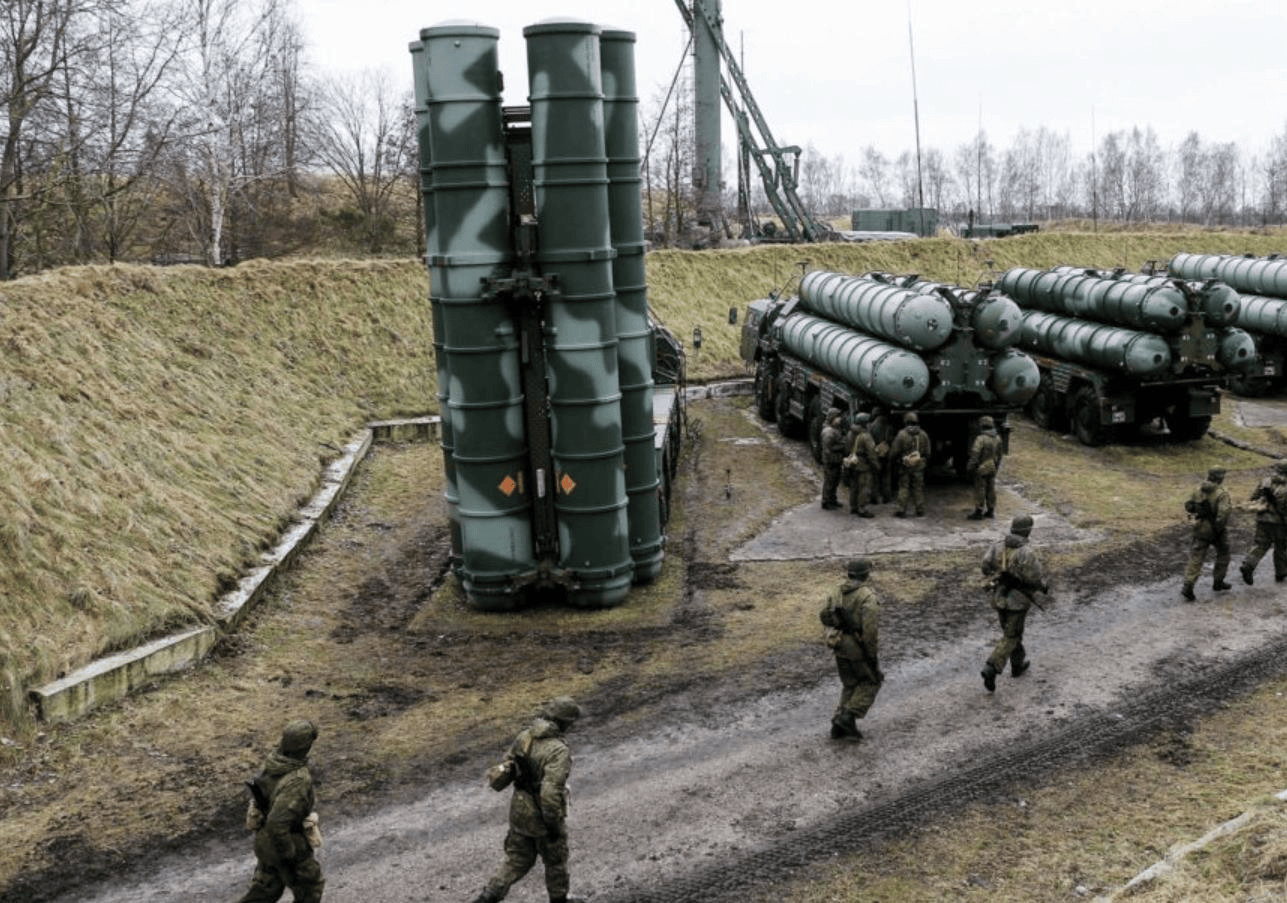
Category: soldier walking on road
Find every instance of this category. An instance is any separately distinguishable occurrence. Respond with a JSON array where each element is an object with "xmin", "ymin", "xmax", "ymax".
[
  {"xmin": 1182, "ymin": 466, "xmax": 1232, "ymax": 600},
  {"xmin": 844, "ymin": 413, "xmax": 879, "ymax": 517},
  {"xmin": 820, "ymin": 410, "xmax": 846, "ymax": 510},
  {"xmin": 1240, "ymin": 460, "xmax": 1287, "ymax": 585},
  {"xmin": 966, "ymin": 415, "xmax": 1003, "ymax": 520},
  {"xmin": 819, "ymin": 558, "xmax": 884, "ymax": 740},
  {"xmin": 890, "ymin": 413, "xmax": 930, "ymax": 517},
  {"xmin": 980, "ymin": 515, "xmax": 1050, "ymax": 693},
  {"xmin": 237, "ymin": 719, "xmax": 325, "ymax": 903},
  {"xmin": 471, "ymin": 697, "xmax": 583, "ymax": 903}
]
